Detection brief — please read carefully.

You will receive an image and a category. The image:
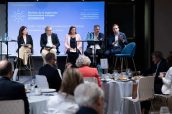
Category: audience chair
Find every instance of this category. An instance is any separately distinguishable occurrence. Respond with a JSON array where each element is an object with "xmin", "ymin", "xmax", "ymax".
[
  {"xmin": 114, "ymin": 42, "xmax": 136, "ymax": 72},
  {"xmin": 120, "ymin": 76, "xmax": 154, "ymax": 114},
  {"xmin": 57, "ymin": 68, "xmax": 62, "ymax": 79},
  {"xmin": 35, "ymin": 75, "xmax": 49, "ymax": 89},
  {"xmin": 0, "ymin": 100, "xmax": 24, "ymax": 114},
  {"xmin": 12, "ymin": 68, "xmax": 19, "ymax": 81},
  {"xmin": 84, "ymin": 77, "xmax": 98, "ymax": 85}
]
